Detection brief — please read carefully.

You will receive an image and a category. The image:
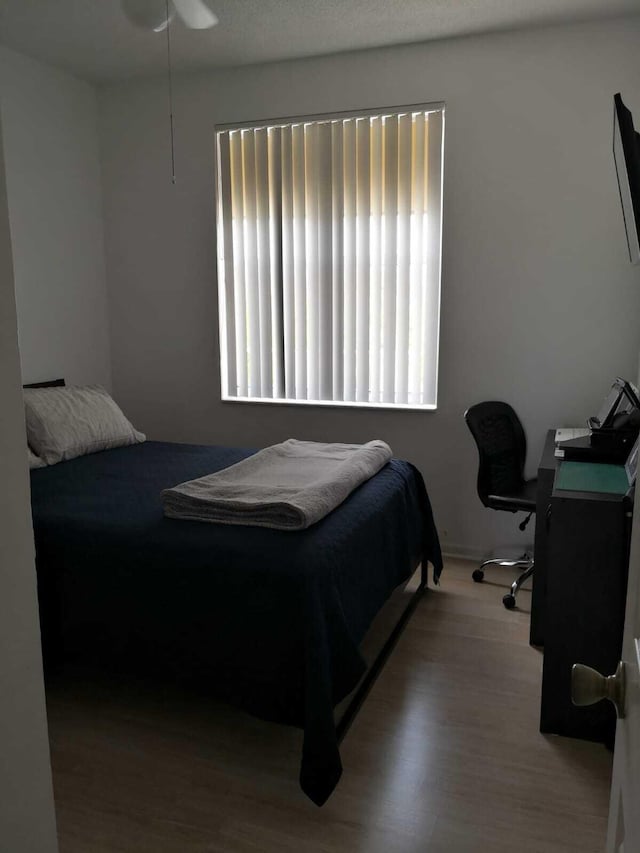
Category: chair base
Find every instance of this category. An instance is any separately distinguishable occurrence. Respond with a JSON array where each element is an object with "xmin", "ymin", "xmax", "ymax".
[{"xmin": 472, "ymin": 552, "xmax": 534, "ymax": 610}]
